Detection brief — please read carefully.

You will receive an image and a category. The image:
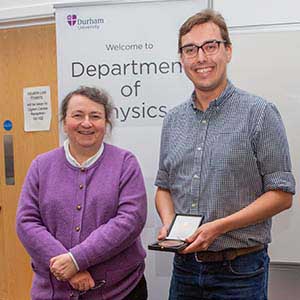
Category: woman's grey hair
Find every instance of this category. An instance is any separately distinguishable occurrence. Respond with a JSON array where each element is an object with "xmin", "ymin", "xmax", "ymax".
[{"xmin": 60, "ymin": 86, "xmax": 114, "ymax": 130}]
